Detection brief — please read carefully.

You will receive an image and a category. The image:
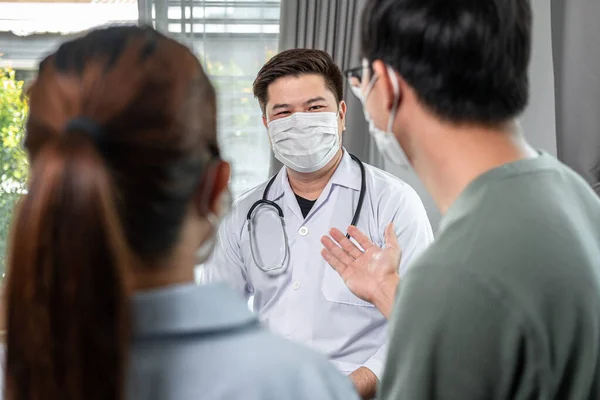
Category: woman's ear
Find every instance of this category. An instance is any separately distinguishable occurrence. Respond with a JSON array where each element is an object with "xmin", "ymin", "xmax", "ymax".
[
  {"xmin": 209, "ymin": 161, "xmax": 231, "ymax": 215},
  {"xmin": 194, "ymin": 160, "xmax": 231, "ymax": 217}
]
